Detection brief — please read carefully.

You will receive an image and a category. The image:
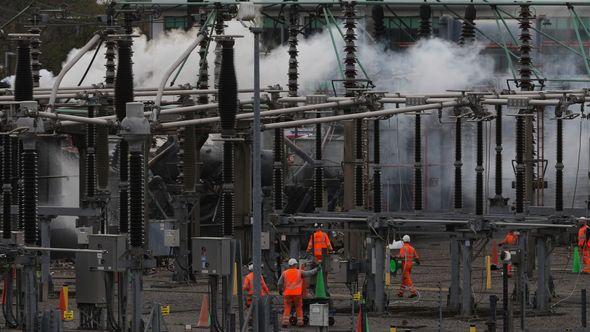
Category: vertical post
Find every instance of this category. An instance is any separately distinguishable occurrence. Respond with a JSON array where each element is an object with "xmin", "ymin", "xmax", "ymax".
[
  {"xmin": 535, "ymin": 236, "xmax": 548, "ymax": 312},
  {"xmin": 374, "ymin": 236, "xmax": 385, "ymax": 312},
  {"xmin": 461, "ymin": 240, "xmax": 472, "ymax": 316},
  {"xmin": 454, "ymin": 117, "xmax": 462, "ymax": 210},
  {"xmin": 488, "ymin": 295, "xmax": 498, "ymax": 332},
  {"xmin": 475, "ymin": 121, "xmax": 484, "ymax": 215},
  {"xmin": 250, "ymin": 26, "xmax": 263, "ymax": 332},
  {"xmin": 40, "ymin": 217, "xmax": 51, "ymax": 301},
  {"xmin": 502, "ymin": 263, "xmax": 509, "ymax": 332},
  {"xmin": 449, "ymin": 239, "xmax": 461, "ymax": 310},
  {"xmin": 582, "ymin": 289, "xmax": 587, "ymax": 328}
]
